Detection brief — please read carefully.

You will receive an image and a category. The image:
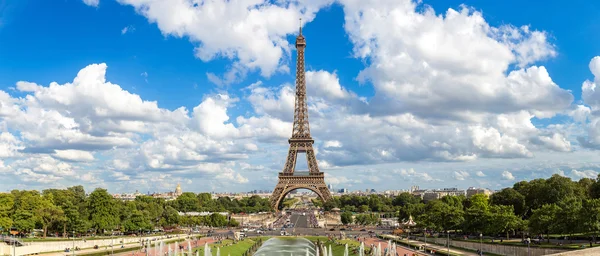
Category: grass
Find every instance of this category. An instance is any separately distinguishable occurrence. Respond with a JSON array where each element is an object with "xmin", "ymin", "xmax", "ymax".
[
  {"xmin": 193, "ymin": 236, "xmax": 362, "ymax": 256},
  {"xmin": 194, "ymin": 238, "xmax": 257, "ymax": 256}
]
